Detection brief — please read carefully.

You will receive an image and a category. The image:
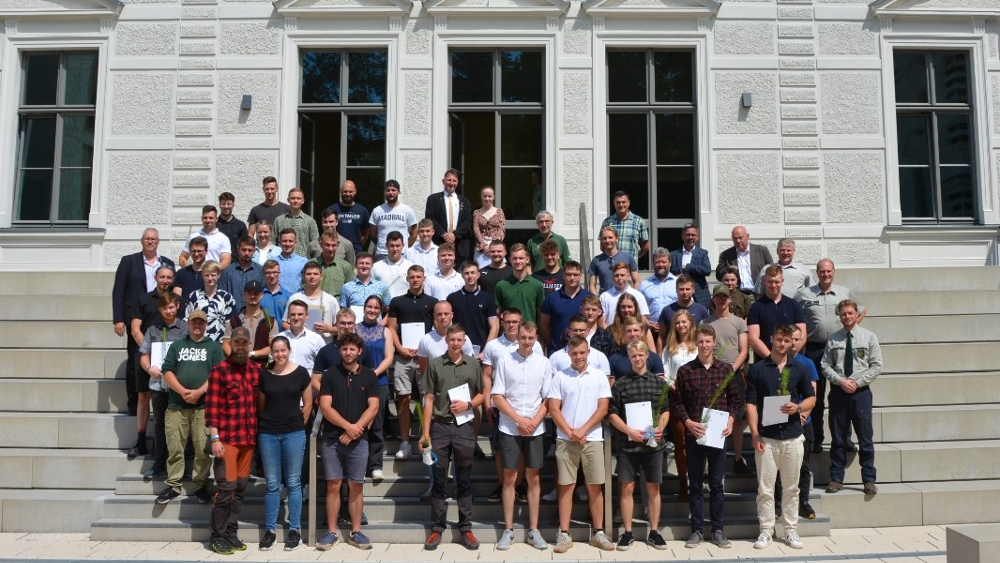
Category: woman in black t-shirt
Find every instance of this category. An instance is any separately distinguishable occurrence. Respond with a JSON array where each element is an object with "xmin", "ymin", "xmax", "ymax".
[{"xmin": 257, "ymin": 335, "xmax": 312, "ymax": 551}]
